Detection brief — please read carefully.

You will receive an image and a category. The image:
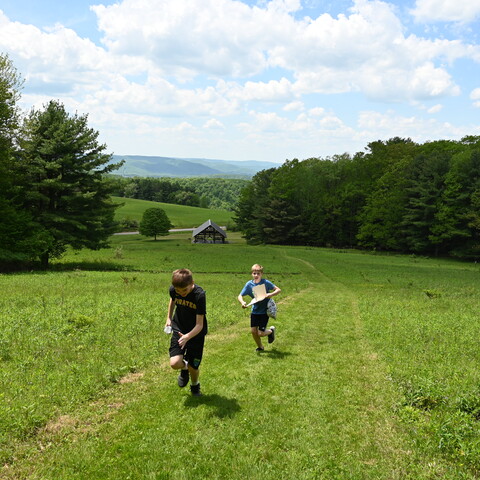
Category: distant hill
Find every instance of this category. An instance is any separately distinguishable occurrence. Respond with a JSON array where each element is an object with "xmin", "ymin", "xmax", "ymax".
[
  {"xmin": 112, "ymin": 196, "xmax": 233, "ymax": 229},
  {"xmin": 111, "ymin": 155, "xmax": 280, "ymax": 178}
]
